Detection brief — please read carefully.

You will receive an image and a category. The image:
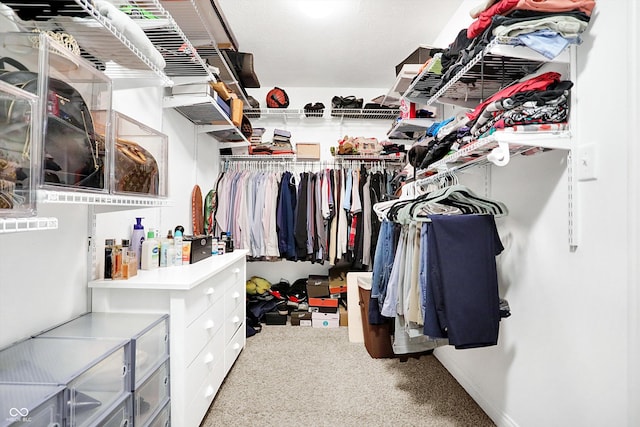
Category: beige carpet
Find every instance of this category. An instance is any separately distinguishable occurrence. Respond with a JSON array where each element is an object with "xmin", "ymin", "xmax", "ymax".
[{"xmin": 202, "ymin": 325, "xmax": 495, "ymax": 427}]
